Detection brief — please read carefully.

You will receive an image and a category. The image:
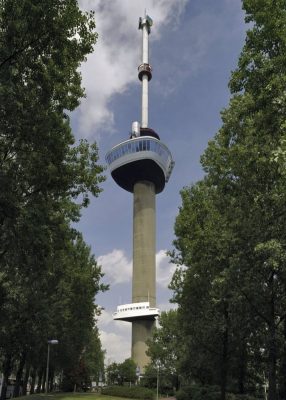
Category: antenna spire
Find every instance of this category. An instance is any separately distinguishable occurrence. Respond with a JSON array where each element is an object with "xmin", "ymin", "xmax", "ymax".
[{"xmin": 138, "ymin": 14, "xmax": 153, "ymax": 128}]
